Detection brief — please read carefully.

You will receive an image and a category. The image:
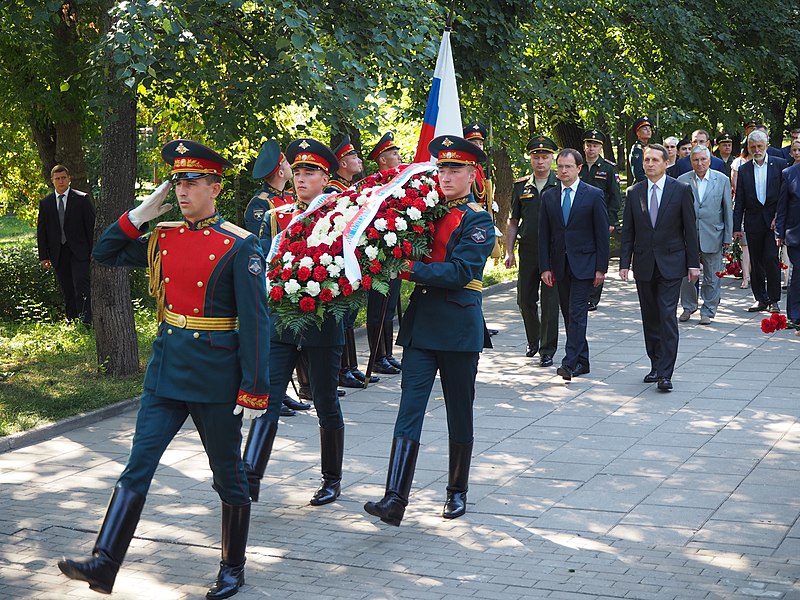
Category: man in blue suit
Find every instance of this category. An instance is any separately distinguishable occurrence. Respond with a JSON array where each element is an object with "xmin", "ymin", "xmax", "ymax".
[
  {"xmin": 776, "ymin": 161, "xmax": 800, "ymax": 324},
  {"xmin": 733, "ymin": 130, "xmax": 788, "ymax": 313},
  {"xmin": 539, "ymin": 149, "xmax": 609, "ymax": 380},
  {"xmin": 620, "ymin": 144, "xmax": 700, "ymax": 391},
  {"xmin": 364, "ymin": 135, "xmax": 494, "ymax": 527},
  {"xmin": 671, "ymin": 129, "xmax": 727, "ymax": 177}
]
